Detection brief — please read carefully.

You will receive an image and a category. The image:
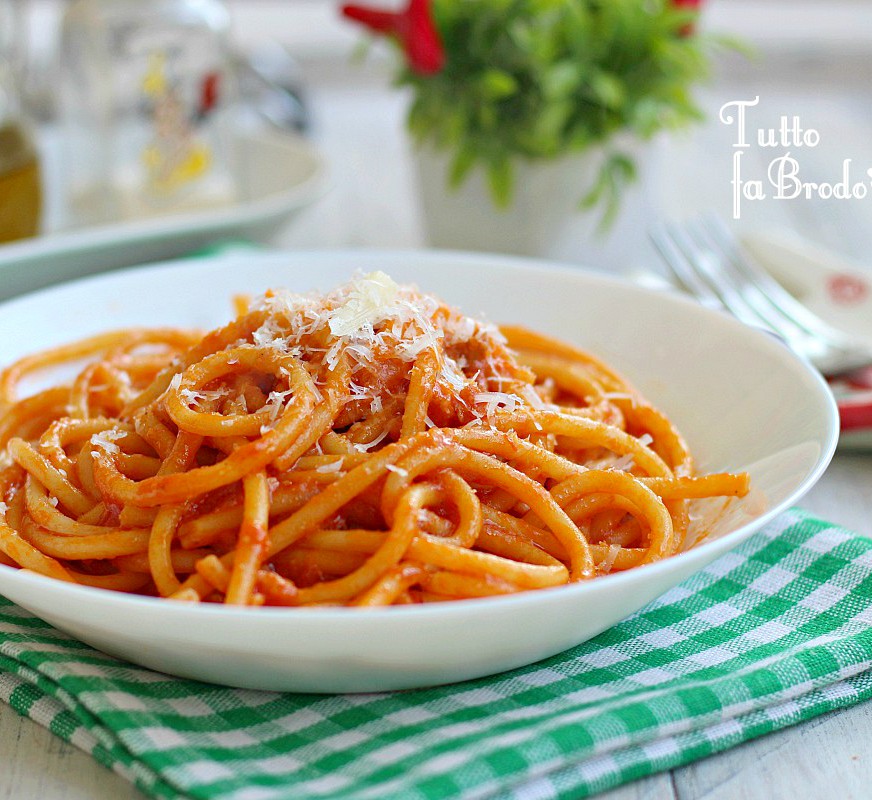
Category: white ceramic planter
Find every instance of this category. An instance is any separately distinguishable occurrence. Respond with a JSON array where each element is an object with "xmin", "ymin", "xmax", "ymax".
[{"xmin": 414, "ymin": 141, "xmax": 656, "ymax": 272}]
